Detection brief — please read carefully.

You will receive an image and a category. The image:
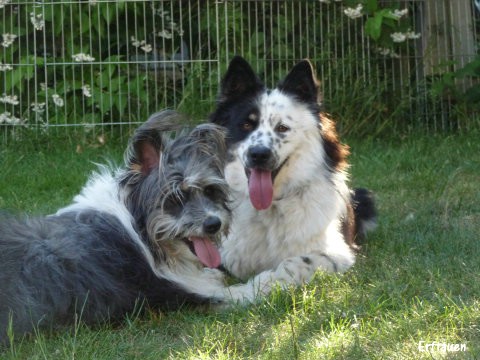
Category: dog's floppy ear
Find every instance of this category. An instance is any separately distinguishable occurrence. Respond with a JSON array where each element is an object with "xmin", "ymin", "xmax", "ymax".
[
  {"xmin": 217, "ymin": 56, "xmax": 264, "ymax": 103},
  {"xmin": 278, "ymin": 60, "xmax": 321, "ymax": 104},
  {"xmin": 126, "ymin": 110, "xmax": 182, "ymax": 175}
]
